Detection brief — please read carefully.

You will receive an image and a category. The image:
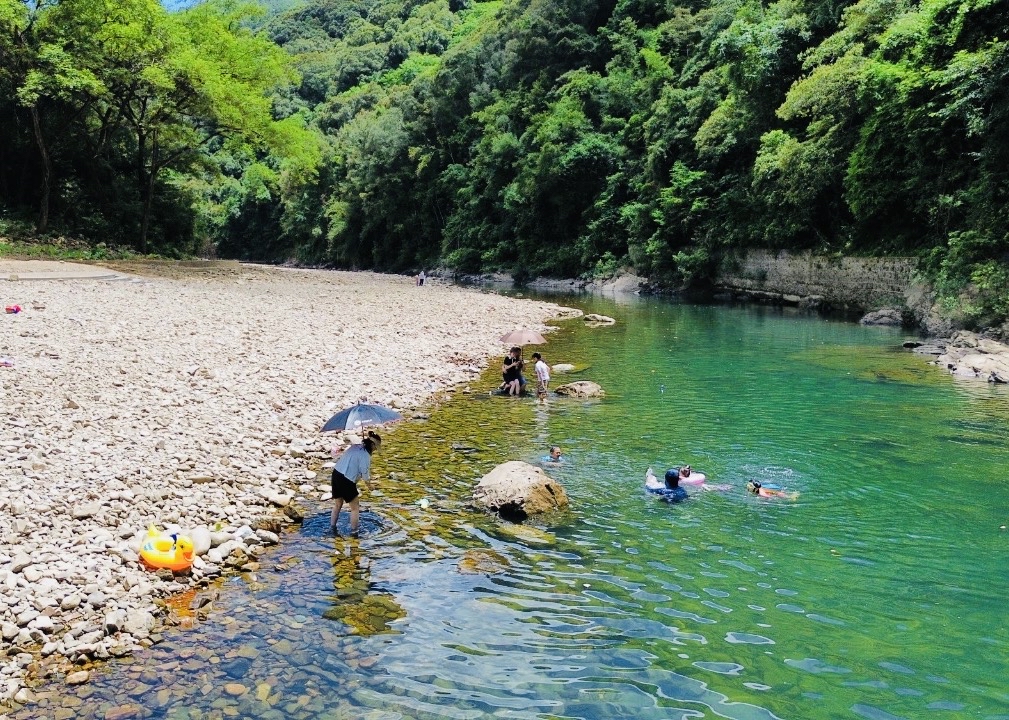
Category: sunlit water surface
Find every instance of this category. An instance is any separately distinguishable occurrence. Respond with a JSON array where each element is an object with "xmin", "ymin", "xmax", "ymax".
[{"xmin": 13, "ymin": 296, "xmax": 1009, "ymax": 720}]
